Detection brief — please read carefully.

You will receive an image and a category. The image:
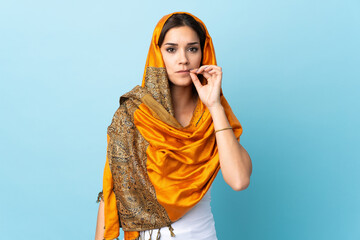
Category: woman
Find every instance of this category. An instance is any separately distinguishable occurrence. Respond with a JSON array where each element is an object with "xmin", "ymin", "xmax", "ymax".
[{"xmin": 95, "ymin": 12, "xmax": 252, "ymax": 240}]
